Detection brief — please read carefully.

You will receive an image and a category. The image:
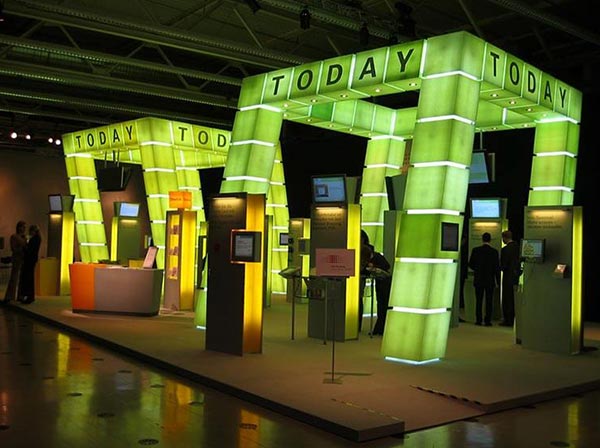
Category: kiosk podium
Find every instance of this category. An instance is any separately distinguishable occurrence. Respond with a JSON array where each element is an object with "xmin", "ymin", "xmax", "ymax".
[{"xmin": 110, "ymin": 202, "xmax": 142, "ymax": 265}]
